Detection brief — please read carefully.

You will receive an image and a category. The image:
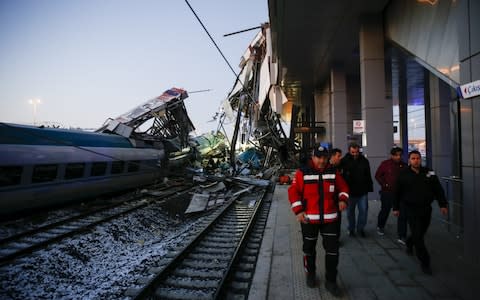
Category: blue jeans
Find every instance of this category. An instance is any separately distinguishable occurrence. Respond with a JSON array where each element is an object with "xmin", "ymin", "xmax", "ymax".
[{"xmin": 347, "ymin": 194, "xmax": 368, "ymax": 232}]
